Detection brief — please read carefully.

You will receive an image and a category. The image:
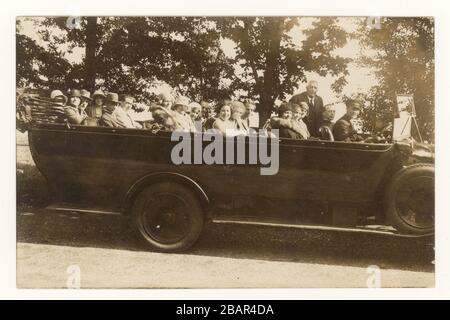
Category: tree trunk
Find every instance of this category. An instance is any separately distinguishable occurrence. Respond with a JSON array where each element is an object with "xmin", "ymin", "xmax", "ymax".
[
  {"xmin": 257, "ymin": 18, "xmax": 284, "ymax": 127},
  {"xmin": 85, "ymin": 17, "xmax": 98, "ymax": 92}
]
